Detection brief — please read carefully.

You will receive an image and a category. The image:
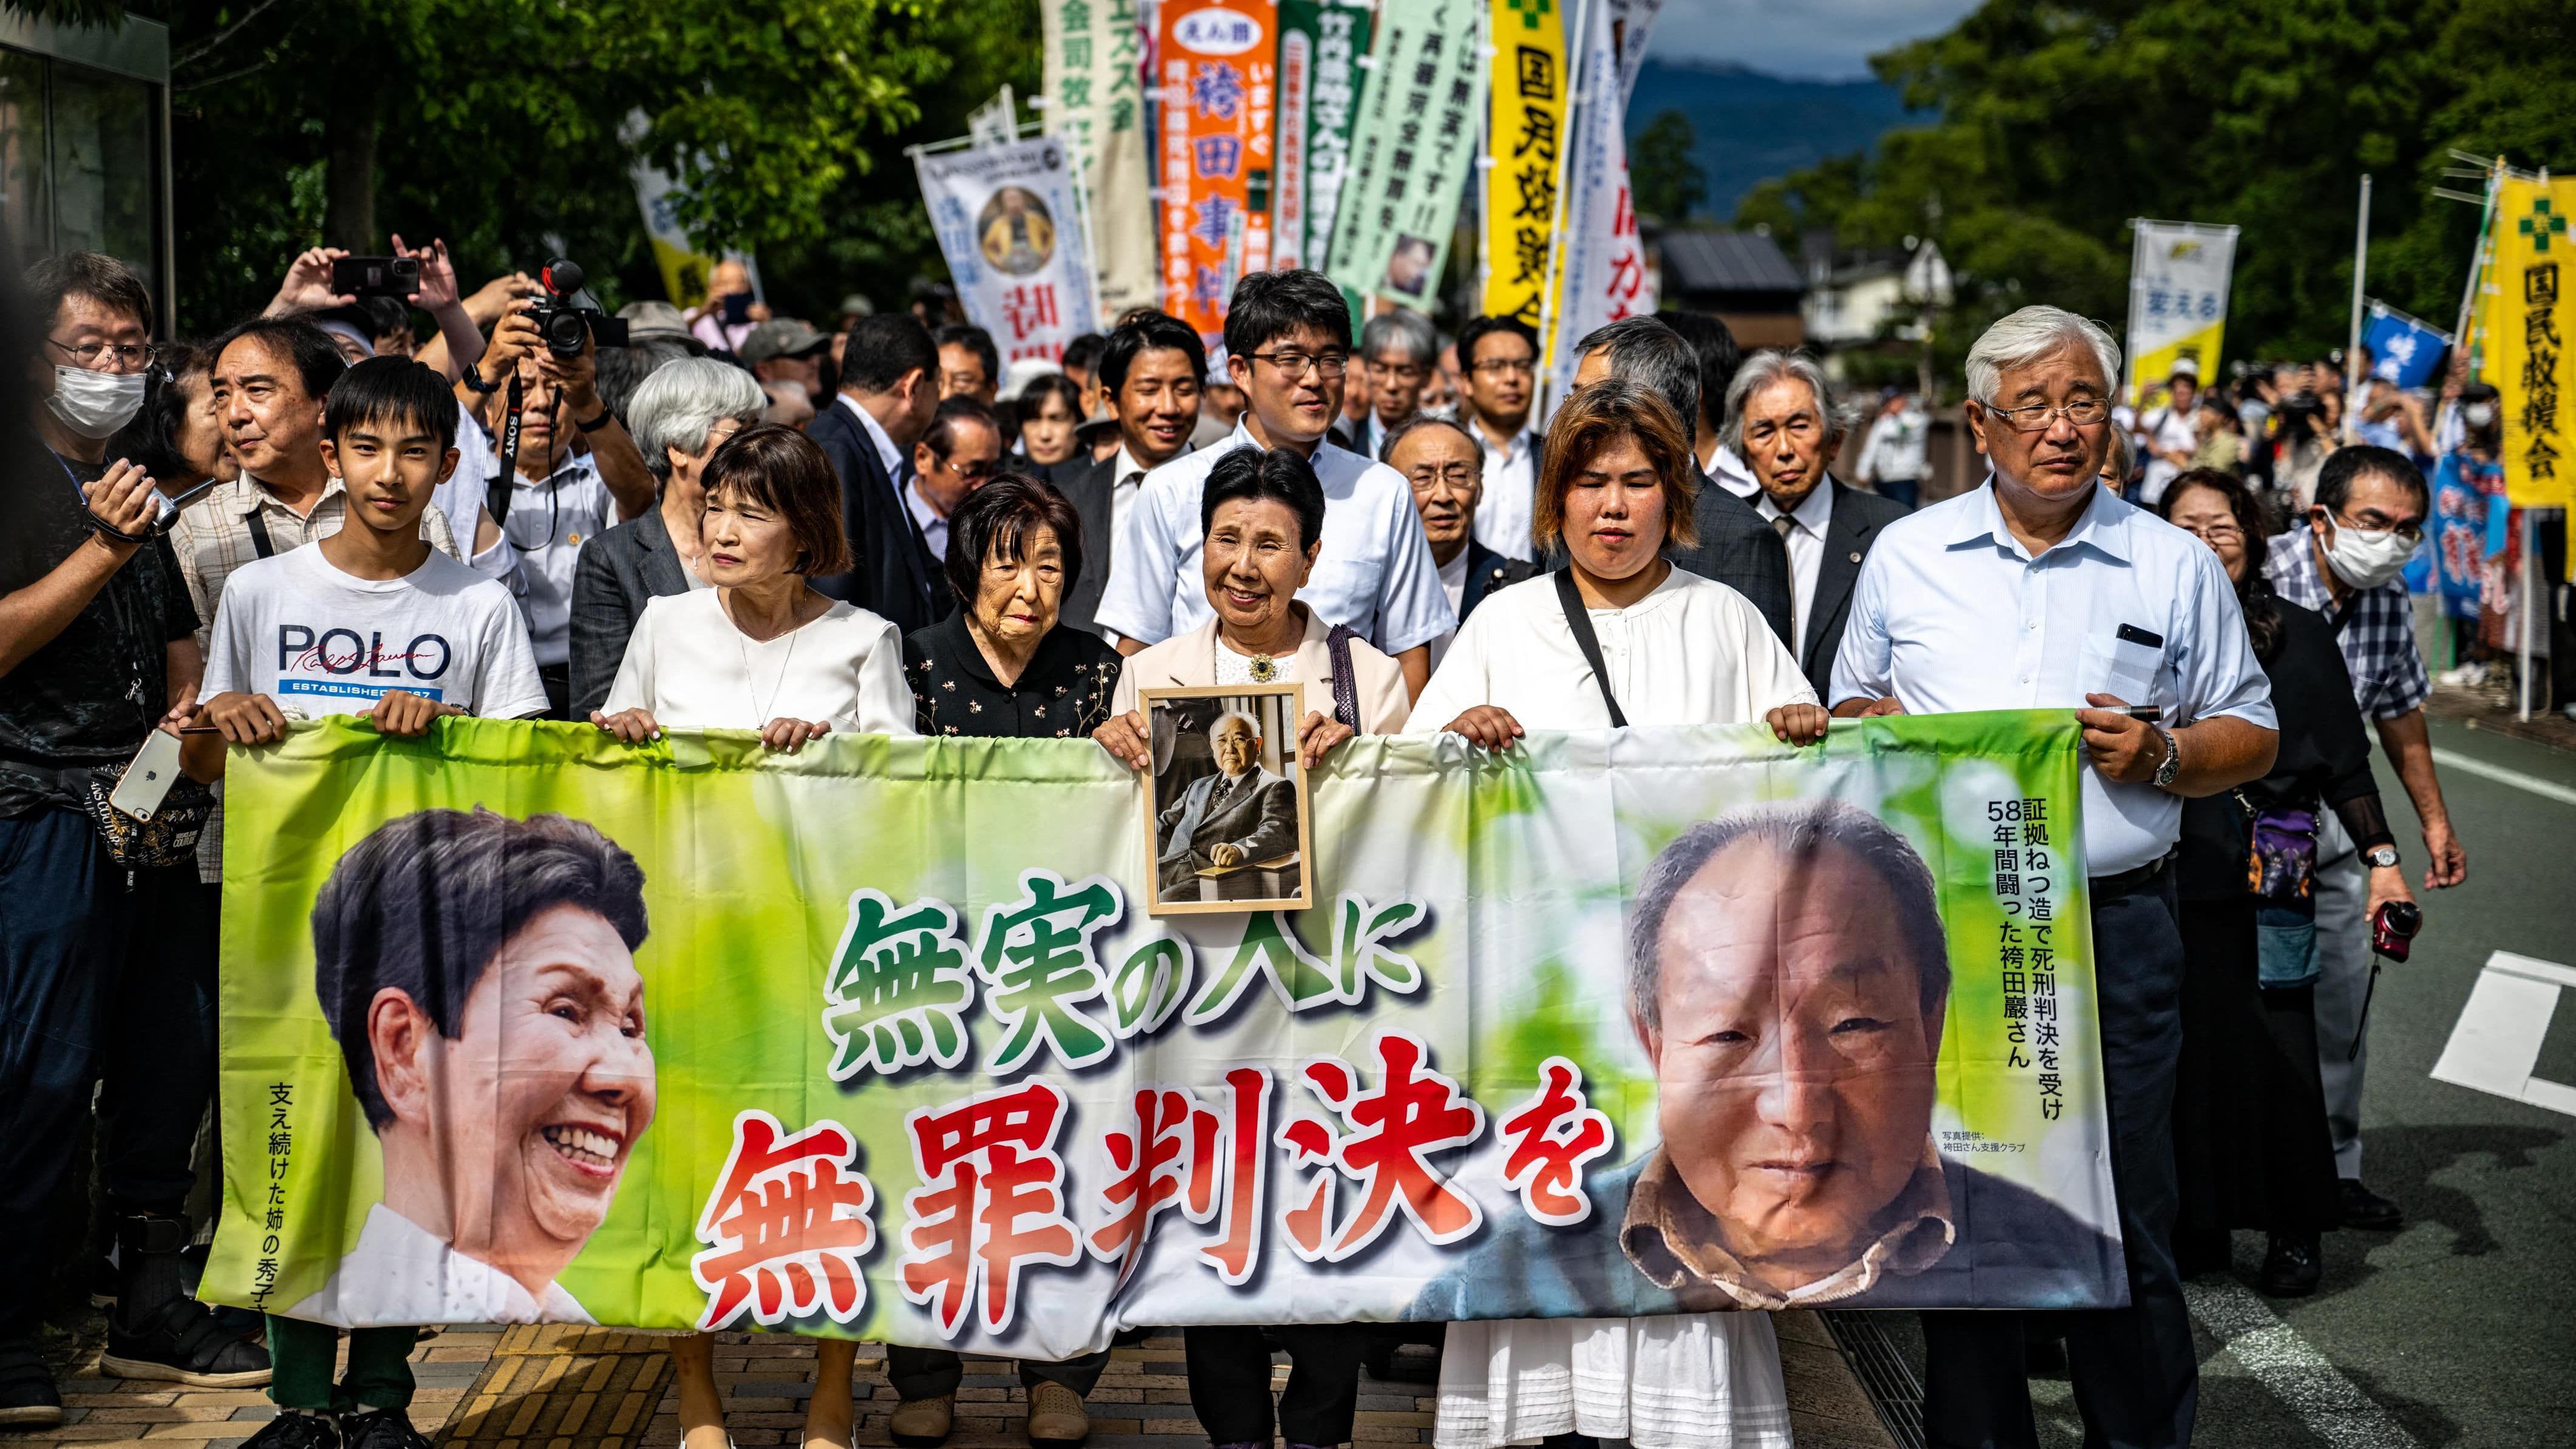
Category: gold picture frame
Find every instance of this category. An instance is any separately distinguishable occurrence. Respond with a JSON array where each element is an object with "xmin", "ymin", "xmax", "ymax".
[{"xmin": 1137, "ymin": 683, "xmax": 1316, "ymax": 917}]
